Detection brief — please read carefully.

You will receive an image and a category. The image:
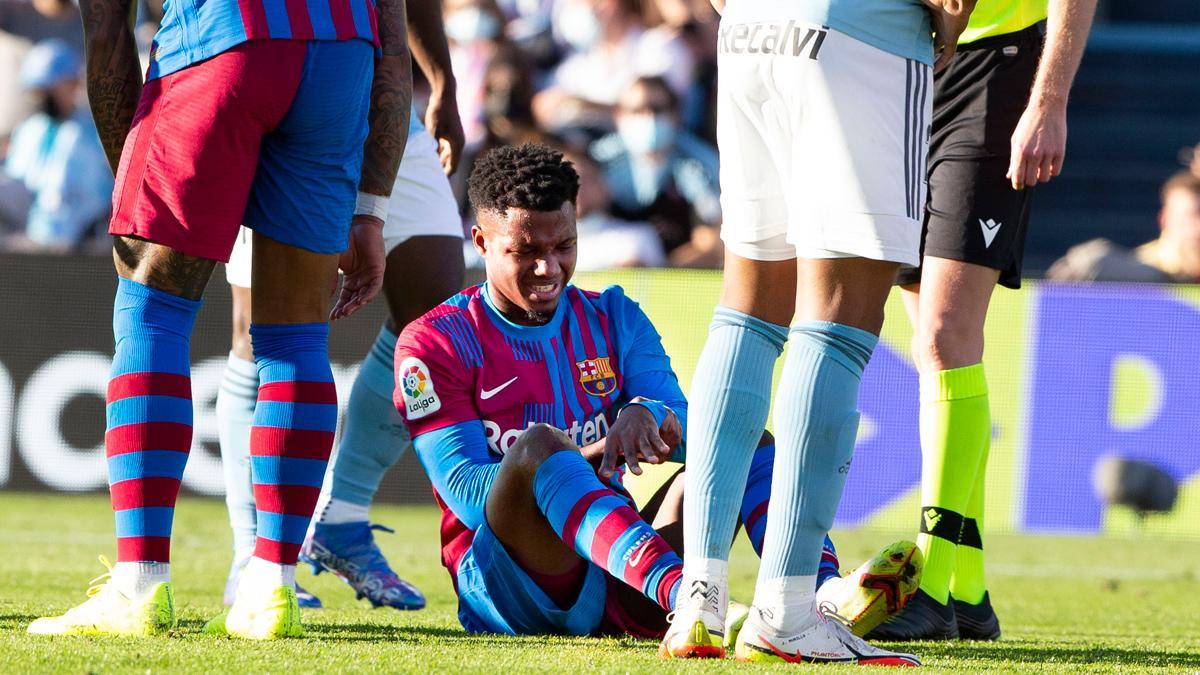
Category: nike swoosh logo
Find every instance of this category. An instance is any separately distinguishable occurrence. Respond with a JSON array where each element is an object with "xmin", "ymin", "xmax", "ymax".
[
  {"xmin": 480, "ymin": 376, "xmax": 518, "ymax": 400},
  {"xmin": 628, "ymin": 540, "xmax": 651, "ymax": 567}
]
